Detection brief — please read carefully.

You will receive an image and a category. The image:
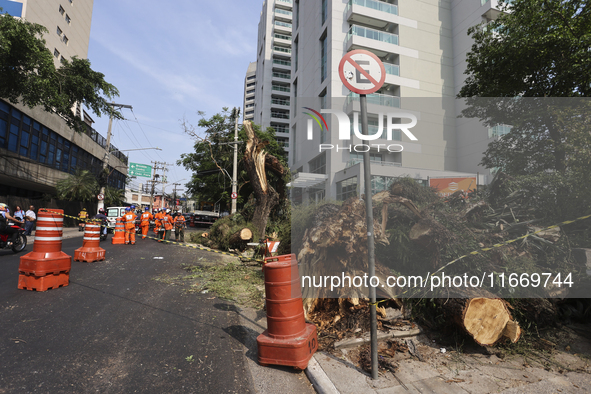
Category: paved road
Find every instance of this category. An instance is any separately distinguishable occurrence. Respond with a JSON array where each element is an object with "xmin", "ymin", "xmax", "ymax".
[{"xmin": 0, "ymin": 236, "xmax": 311, "ymax": 393}]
